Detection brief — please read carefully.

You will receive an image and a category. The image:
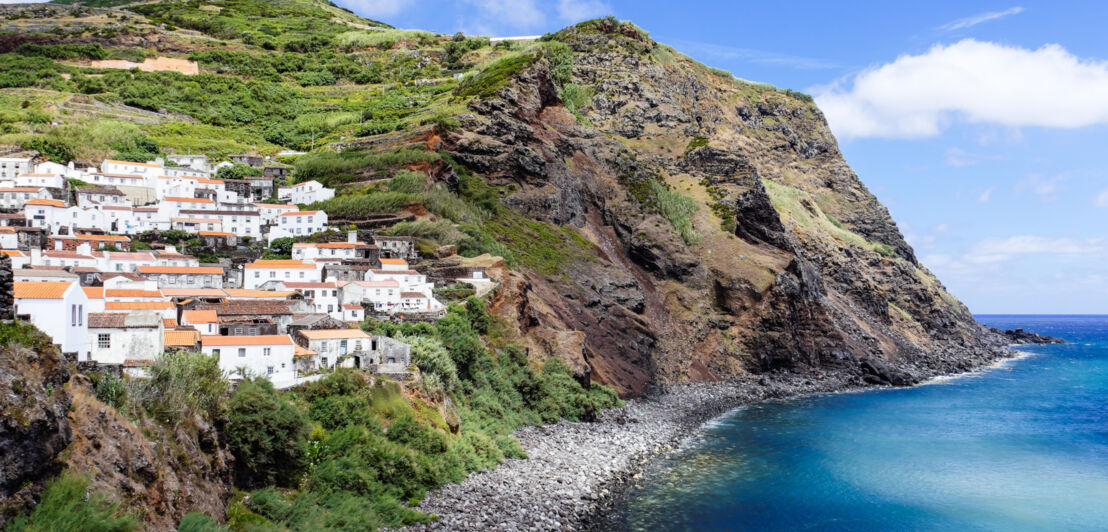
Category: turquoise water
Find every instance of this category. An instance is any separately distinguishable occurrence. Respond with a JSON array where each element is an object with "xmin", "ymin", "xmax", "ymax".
[{"xmin": 615, "ymin": 316, "xmax": 1108, "ymax": 531}]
